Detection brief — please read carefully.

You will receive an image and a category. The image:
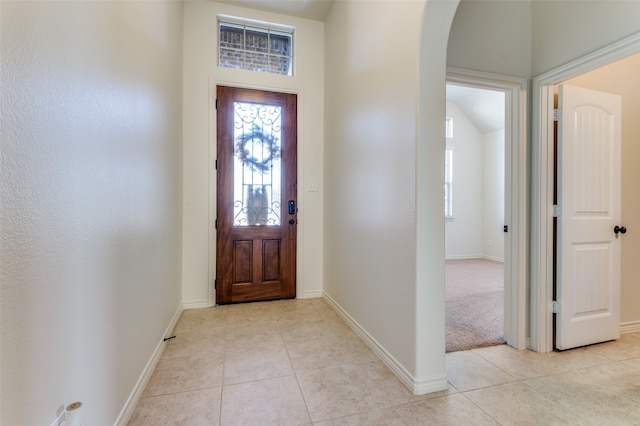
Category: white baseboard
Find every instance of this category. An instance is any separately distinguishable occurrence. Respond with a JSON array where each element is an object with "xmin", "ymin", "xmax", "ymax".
[
  {"xmin": 445, "ymin": 254, "xmax": 482, "ymax": 260},
  {"xmin": 445, "ymin": 255, "xmax": 504, "ymax": 262},
  {"xmin": 183, "ymin": 299, "xmax": 210, "ymax": 310},
  {"xmin": 322, "ymin": 292, "xmax": 447, "ymax": 395},
  {"xmin": 115, "ymin": 303, "xmax": 184, "ymax": 425},
  {"xmin": 413, "ymin": 374, "xmax": 450, "ymax": 395},
  {"xmin": 298, "ymin": 290, "xmax": 323, "ymax": 299},
  {"xmin": 621, "ymin": 321, "xmax": 640, "ymax": 334}
]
